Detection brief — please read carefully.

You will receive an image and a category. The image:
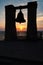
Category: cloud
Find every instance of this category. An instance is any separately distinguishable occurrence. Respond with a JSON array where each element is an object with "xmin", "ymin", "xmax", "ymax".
[
  {"xmin": 37, "ymin": 15, "xmax": 43, "ymax": 29},
  {"xmin": 37, "ymin": 16, "xmax": 43, "ymax": 22},
  {"xmin": 37, "ymin": 12, "xmax": 43, "ymax": 17}
]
